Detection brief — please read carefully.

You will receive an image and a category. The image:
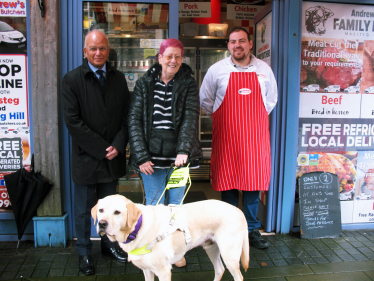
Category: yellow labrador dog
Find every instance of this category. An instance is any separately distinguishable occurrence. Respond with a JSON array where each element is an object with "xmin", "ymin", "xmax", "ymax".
[{"xmin": 91, "ymin": 194, "xmax": 249, "ymax": 281}]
